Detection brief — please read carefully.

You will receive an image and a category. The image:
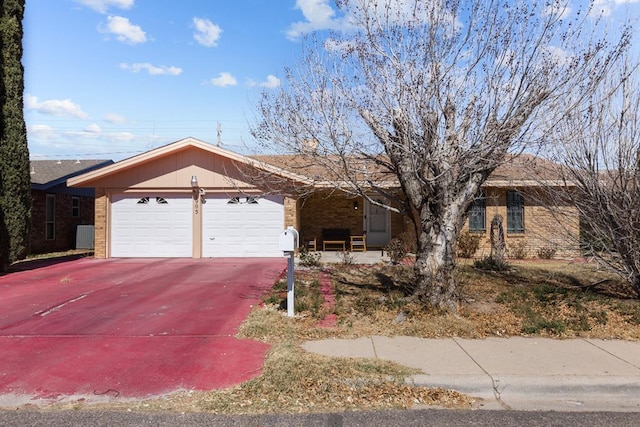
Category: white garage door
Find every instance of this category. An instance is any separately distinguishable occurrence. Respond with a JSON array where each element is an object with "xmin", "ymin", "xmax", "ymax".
[
  {"xmin": 203, "ymin": 194, "xmax": 284, "ymax": 257},
  {"xmin": 111, "ymin": 194, "xmax": 193, "ymax": 257}
]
